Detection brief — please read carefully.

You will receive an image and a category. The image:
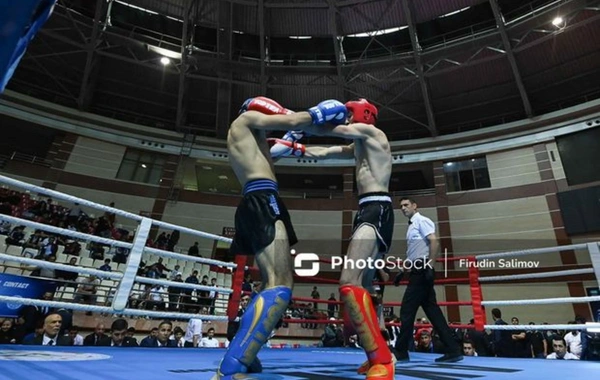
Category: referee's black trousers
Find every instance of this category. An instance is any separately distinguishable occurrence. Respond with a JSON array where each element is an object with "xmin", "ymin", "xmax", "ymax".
[{"xmin": 394, "ymin": 270, "xmax": 460, "ymax": 354}]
